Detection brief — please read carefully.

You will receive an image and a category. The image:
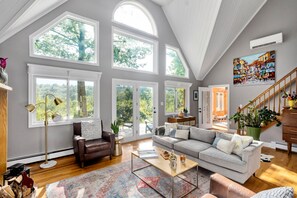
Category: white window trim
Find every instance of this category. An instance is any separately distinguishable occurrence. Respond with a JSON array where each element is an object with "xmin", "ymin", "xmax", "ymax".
[
  {"xmin": 165, "ymin": 80, "xmax": 192, "ymax": 115},
  {"xmin": 165, "ymin": 45, "xmax": 189, "ymax": 79},
  {"xmin": 112, "ymin": 0, "xmax": 158, "ymax": 37},
  {"xmin": 27, "ymin": 63, "xmax": 102, "ymax": 128},
  {"xmin": 112, "ymin": 27, "xmax": 159, "ymax": 75},
  {"xmin": 29, "ymin": 11, "xmax": 99, "ymax": 66}
]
